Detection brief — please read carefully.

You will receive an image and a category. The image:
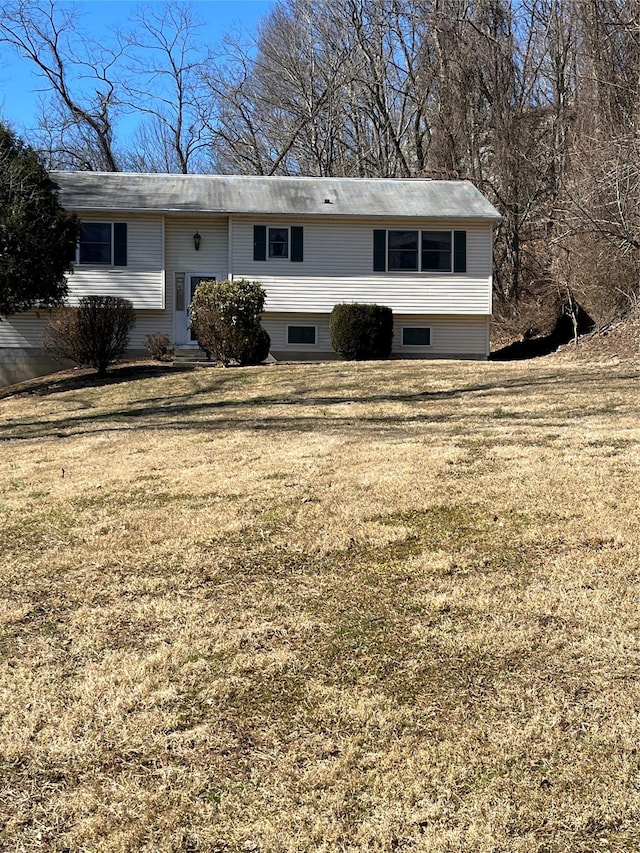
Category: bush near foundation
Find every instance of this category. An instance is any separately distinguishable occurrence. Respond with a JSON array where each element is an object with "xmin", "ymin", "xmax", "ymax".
[
  {"xmin": 44, "ymin": 295, "xmax": 135, "ymax": 377},
  {"xmin": 235, "ymin": 324, "xmax": 271, "ymax": 366},
  {"xmin": 146, "ymin": 333, "xmax": 172, "ymax": 361},
  {"xmin": 330, "ymin": 303, "xmax": 393, "ymax": 360},
  {"xmin": 190, "ymin": 278, "xmax": 270, "ymax": 366}
]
